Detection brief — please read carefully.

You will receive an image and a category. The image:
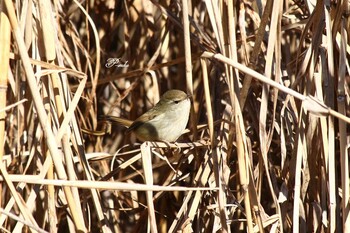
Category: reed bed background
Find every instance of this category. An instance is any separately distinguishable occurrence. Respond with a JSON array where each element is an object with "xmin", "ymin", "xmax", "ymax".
[{"xmin": 0, "ymin": 0, "xmax": 349, "ymax": 232}]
